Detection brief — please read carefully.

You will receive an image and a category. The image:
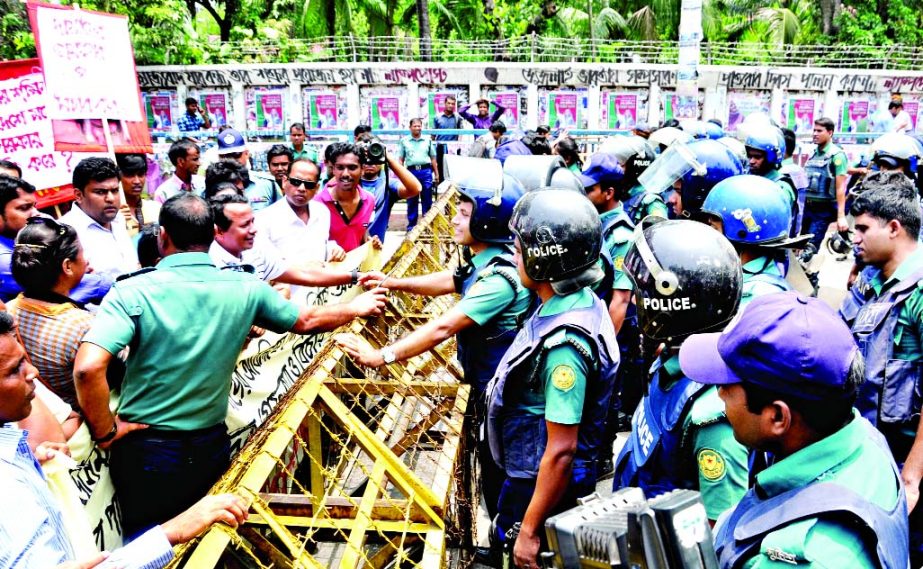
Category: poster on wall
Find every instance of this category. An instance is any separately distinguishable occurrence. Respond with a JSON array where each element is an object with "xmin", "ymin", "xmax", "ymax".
[
  {"xmin": 905, "ymin": 100, "xmax": 920, "ymax": 132},
  {"xmin": 606, "ymin": 93, "xmax": 639, "ymax": 129},
  {"xmin": 785, "ymin": 98, "xmax": 817, "ymax": 133},
  {"xmin": 726, "ymin": 91, "xmax": 771, "ymax": 134},
  {"xmin": 307, "ymin": 92, "xmax": 338, "ymax": 129},
  {"xmin": 256, "ymin": 92, "xmax": 284, "ymax": 129},
  {"xmin": 427, "ymin": 92, "xmax": 452, "ymax": 127},
  {"xmin": 200, "ymin": 93, "xmax": 229, "ymax": 128},
  {"xmin": 145, "ymin": 93, "xmax": 172, "ymax": 130},
  {"xmin": 371, "ymin": 96, "xmax": 401, "ymax": 130},
  {"xmin": 840, "ymin": 100, "xmax": 870, "ymax": 133},
  {"xmin": 547, "ymin": 92, "xmax": 579, "ymax": 129},
  {"xmin": 492, "ymin": 91, "xmax": 520, "ymax": 128}
]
